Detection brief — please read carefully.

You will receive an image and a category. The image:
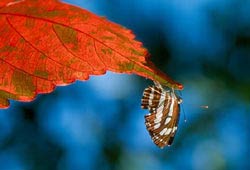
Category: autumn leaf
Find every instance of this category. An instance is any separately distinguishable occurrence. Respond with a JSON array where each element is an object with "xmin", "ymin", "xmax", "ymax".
[{"xmin": 0, "ymin": 0, "xmax": 183, "ymax": 109}]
